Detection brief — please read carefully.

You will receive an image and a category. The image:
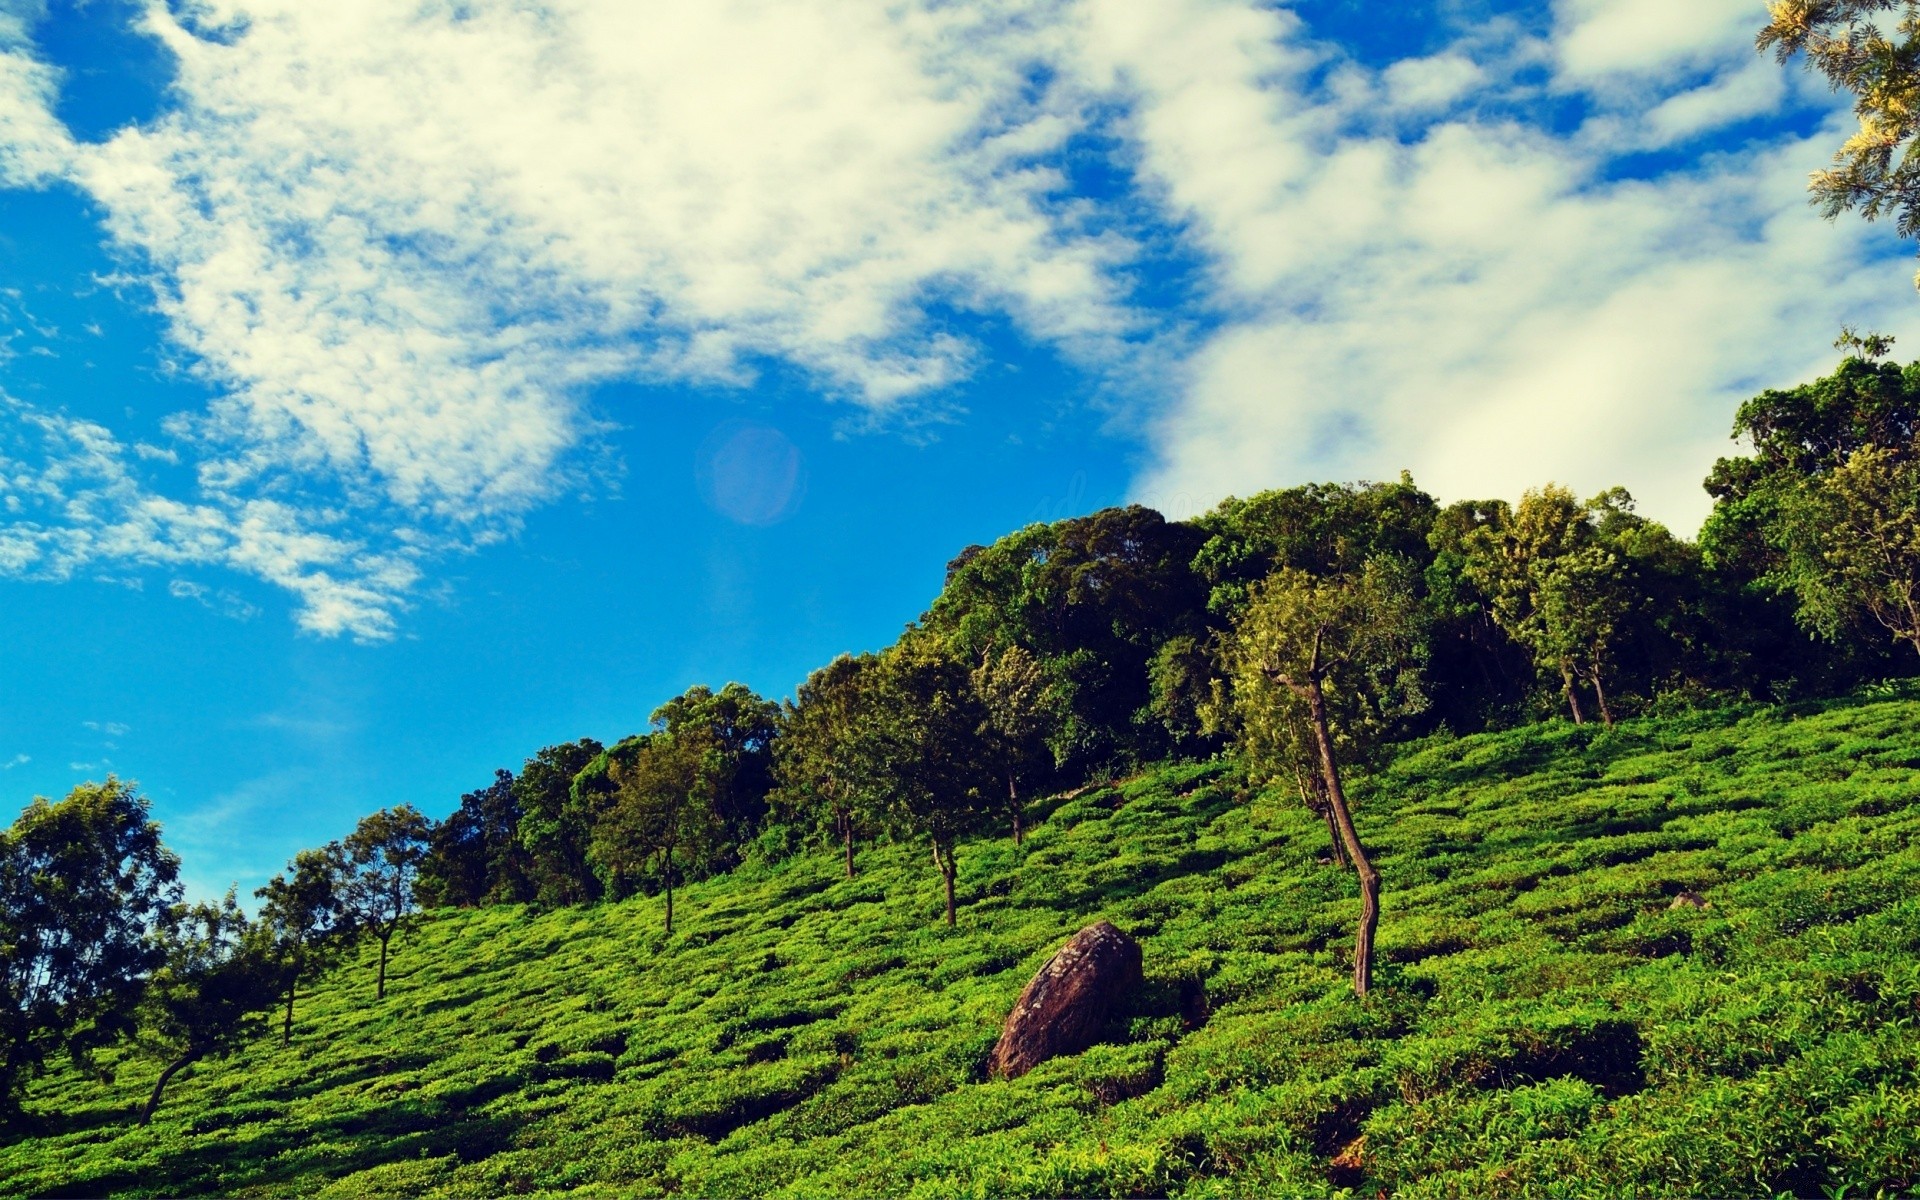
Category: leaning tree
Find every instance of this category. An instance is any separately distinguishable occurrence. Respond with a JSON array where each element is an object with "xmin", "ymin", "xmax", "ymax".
[{"xmin": 1228, "ymin": 559, "xmax": 1427, "ymax": 997}]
